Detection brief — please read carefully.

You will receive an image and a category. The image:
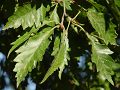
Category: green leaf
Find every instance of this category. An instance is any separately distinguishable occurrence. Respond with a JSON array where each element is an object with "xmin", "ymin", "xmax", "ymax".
[
  {"xmin": 8, "ymin": 26, "xmax": 37, "ymax": 57},
  {"xmin": 93, "ymin": 43, "xmax": 113, "ymax": 54},
  {"xmin": 3, "ymin": 4, "xmax": 48, "ymax": 30},
  {"xmin": 8, "ymin": 32, "xmax": 30, "ymax": 57},
  {"xmin": 104, "ymin": 22, "xmax": 117, "ymax": 45},
  {"xmin": 90, "ymin": 36, "xmax": 115, "ymax": 85},
  {"xmin": 51, "ymin": 35, "xmax": 60, "ymax": 56},
  {"xmin": 114, "ymin": 0, "xmax": 120, "ymax": 7},
  {"xmin": 41, "ymin": 30, "xmax": 69, "ymax": 83},
  {"xmin": 35, "ymin": 4, "xmax": 46, "ymax": 27},
  {"xmin": 13, "ymin": 27, "xmax": 54, "ymax": 87},
  {"xmin": 3, "ymin": 4, "xmax": 36, "ymax": 30},
  {"xmin": 63, "ymin": 0, "xmax": 72, "ymax": 10},
  {"xmin": 88, "ymin": 0, "xmax": 105, "ymax": 12},
  {"xmin": 87, "ymin": 8, "xmax": 117, "ymax": 45},
  {"xmin": 71, "ymin": 24, "xmax": 79, "ymax": 34},
  {"xmin": 50, "ymin": 5, "xmax": 60, "ymax": 25},
  {"xmin": 59, "ymin": 33, "xmax": 69, "ymax": 79},
  {"xmin": 87, "ymin": 8, "xmax": 105, "ymax": 39}
]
